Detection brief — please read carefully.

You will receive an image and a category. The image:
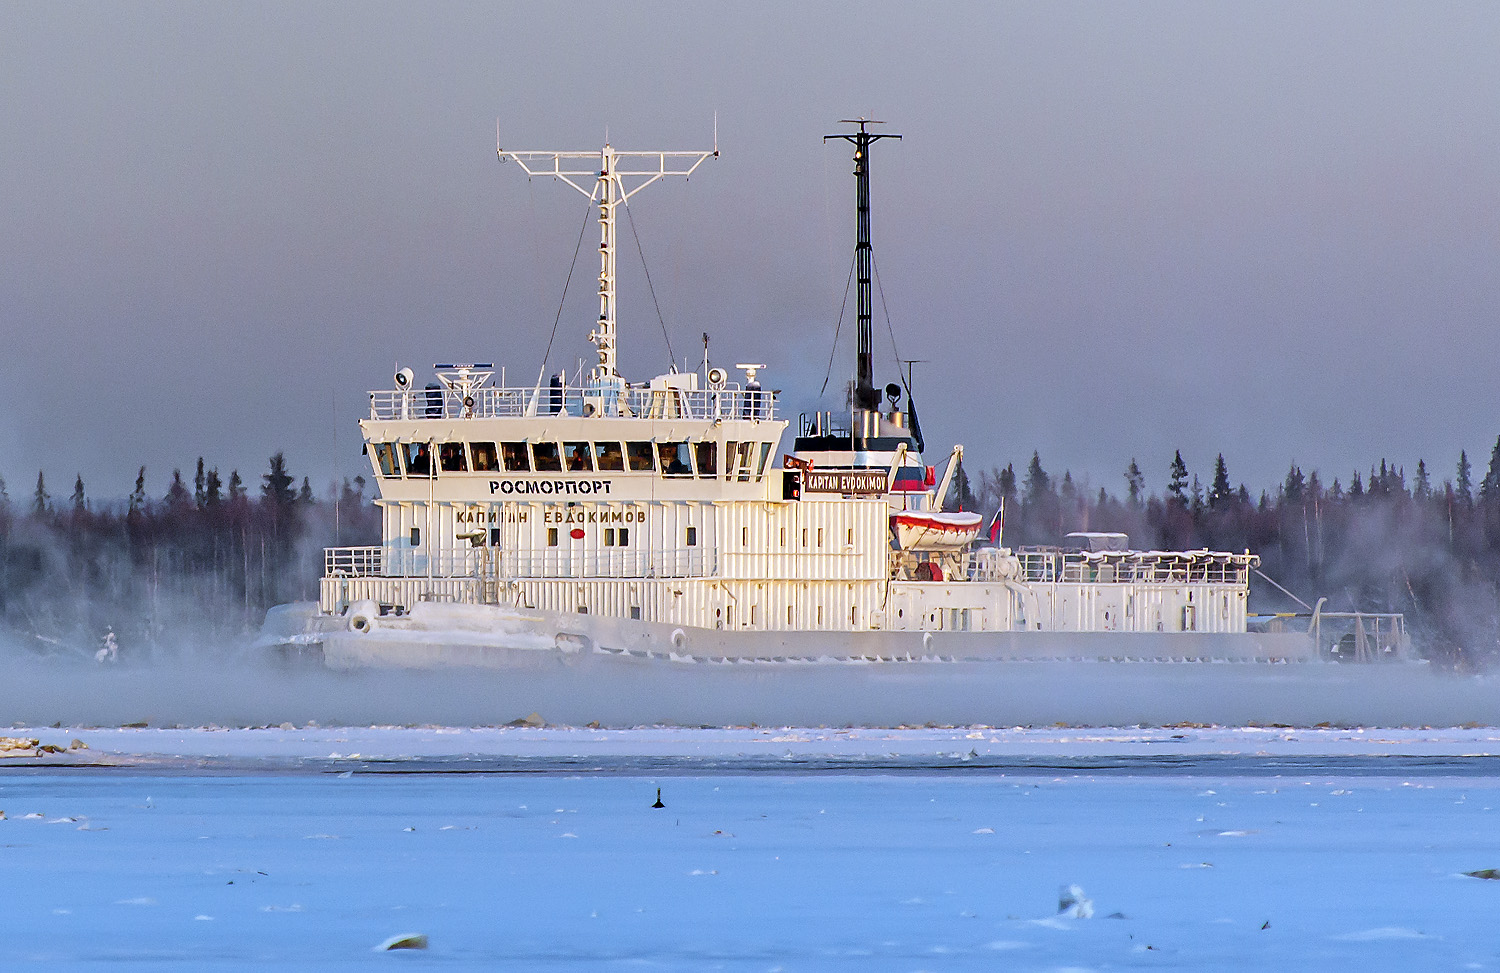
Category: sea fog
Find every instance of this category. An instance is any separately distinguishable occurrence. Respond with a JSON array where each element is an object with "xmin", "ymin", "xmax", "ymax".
[{"xmin": 0, "ymin": 643, "xmax": 1496, "ymax": 729}]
